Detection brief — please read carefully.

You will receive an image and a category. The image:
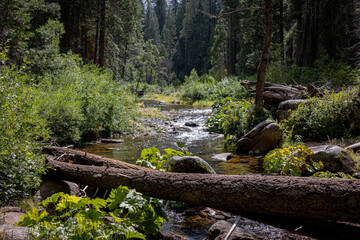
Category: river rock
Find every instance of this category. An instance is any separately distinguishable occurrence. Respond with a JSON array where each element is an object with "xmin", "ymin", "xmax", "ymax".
[
  {"xmin": 308, "ymin": 145, "xmax": 356, "ymax": 173},
  {"xmin": 206, "ymin": 220, "xmax": 255, "ymax": 240},
  {"xmin": 40, "ymin": 180, "xmax": 80, "ymax": 199},
  {"xmin": 185, "ymin": 121, "xmax": 199, "ymax": 127},
  {"xmin": 212, "ymin": 153, "xmax": 234, "ymax": 161},
  {"xmin": 276, "ymin": 99, "xmax": 306, "ymax": 120},
  {"xmin": 235, "ymin": 120, "xmax": 282, "ymax": 155},
  {"xmin": 167, "ymin": 156, "xmax": 216, "ymax": 174}
]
